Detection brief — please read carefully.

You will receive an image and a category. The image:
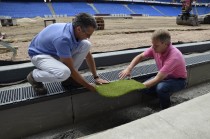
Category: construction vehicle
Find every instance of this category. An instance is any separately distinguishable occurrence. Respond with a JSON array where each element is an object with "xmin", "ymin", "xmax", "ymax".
[
  {"xmin": 198, "ymin": 14, "xmax": 210, "ymax": 24},
  {"xmin": 176, "ymin": 0, "xmax": 199, "ymax": 26}
]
